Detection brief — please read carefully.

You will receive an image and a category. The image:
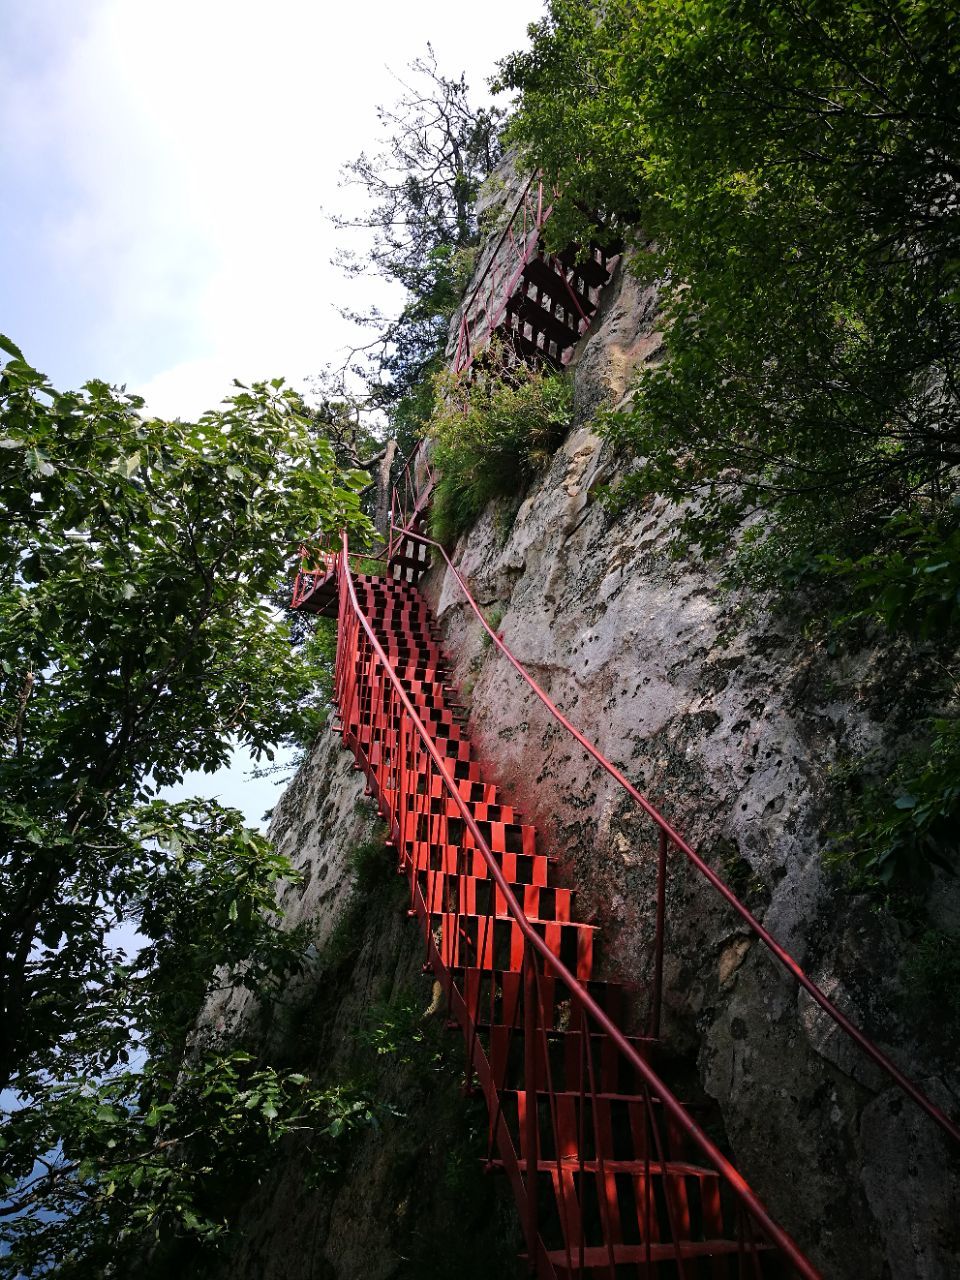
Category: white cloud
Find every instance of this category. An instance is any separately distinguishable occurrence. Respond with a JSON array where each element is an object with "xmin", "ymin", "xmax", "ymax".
[
  {"xmin": 1, "ymin": 0, "xmax": 543, "ymax": 415},
  {"xmin": 0, "ymin": 1, "xmax": 544, "ymax": 860}
]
